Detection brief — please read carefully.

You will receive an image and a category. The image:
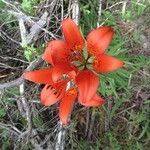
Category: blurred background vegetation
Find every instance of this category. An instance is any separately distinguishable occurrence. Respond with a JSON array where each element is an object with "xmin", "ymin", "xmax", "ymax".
[{"xmin": 0, "ymin": 0, "xmax": 150, "ymax": 149}]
